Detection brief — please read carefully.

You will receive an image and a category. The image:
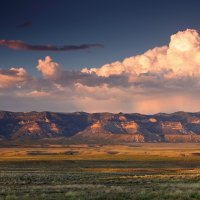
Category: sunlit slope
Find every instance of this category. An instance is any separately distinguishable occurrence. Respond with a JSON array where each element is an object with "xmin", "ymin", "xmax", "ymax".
[{"xmin": 1, "ymin": 111, "xmax": 200, "ymax": 143}]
